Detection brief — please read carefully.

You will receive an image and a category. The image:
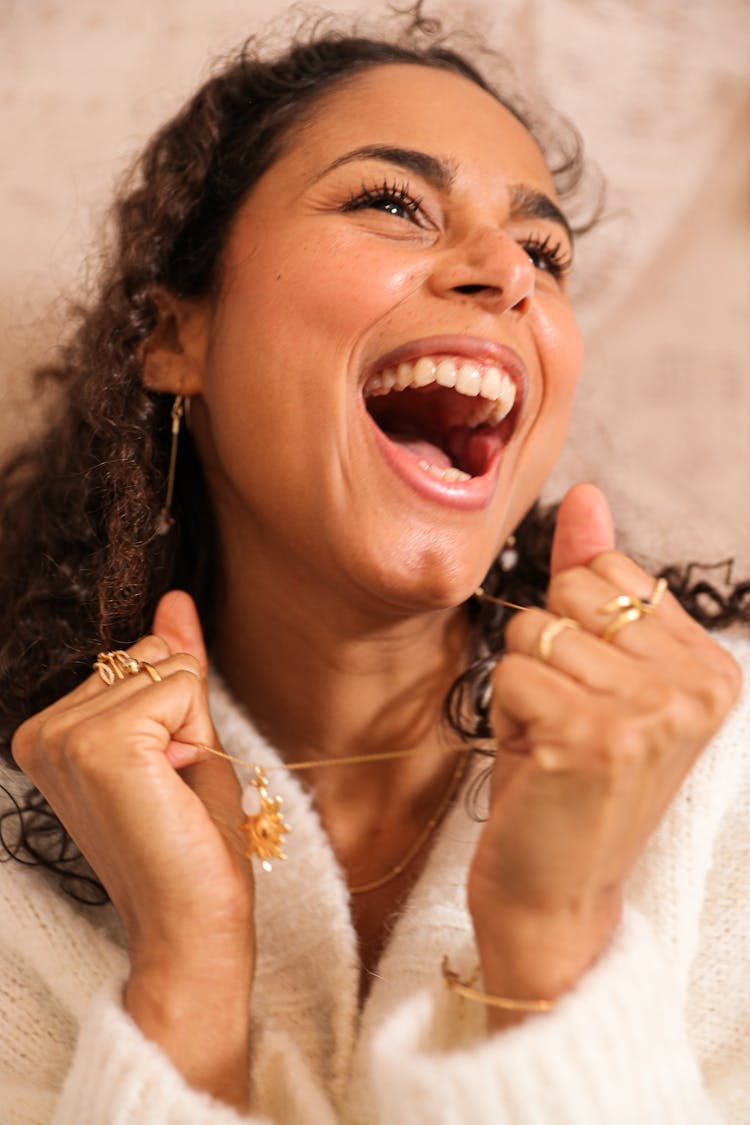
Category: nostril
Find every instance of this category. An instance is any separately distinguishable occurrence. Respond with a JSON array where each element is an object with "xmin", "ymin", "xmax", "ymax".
[{"xmin": 454, "ymin": 284, "xmax": 501, "ymax": 296}]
